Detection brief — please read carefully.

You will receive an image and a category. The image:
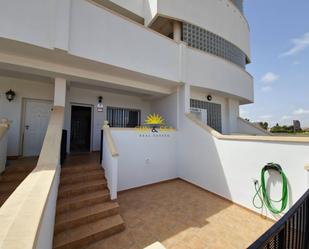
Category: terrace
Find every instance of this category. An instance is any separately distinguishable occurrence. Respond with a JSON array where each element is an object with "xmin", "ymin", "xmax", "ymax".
[
  {"xmin": 0, "ymin": 153, "xmax": 273, "ymax": 249},
  {"xmin": 86, "ymin": 179, "xmax": 273, "ymax": 249}
]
